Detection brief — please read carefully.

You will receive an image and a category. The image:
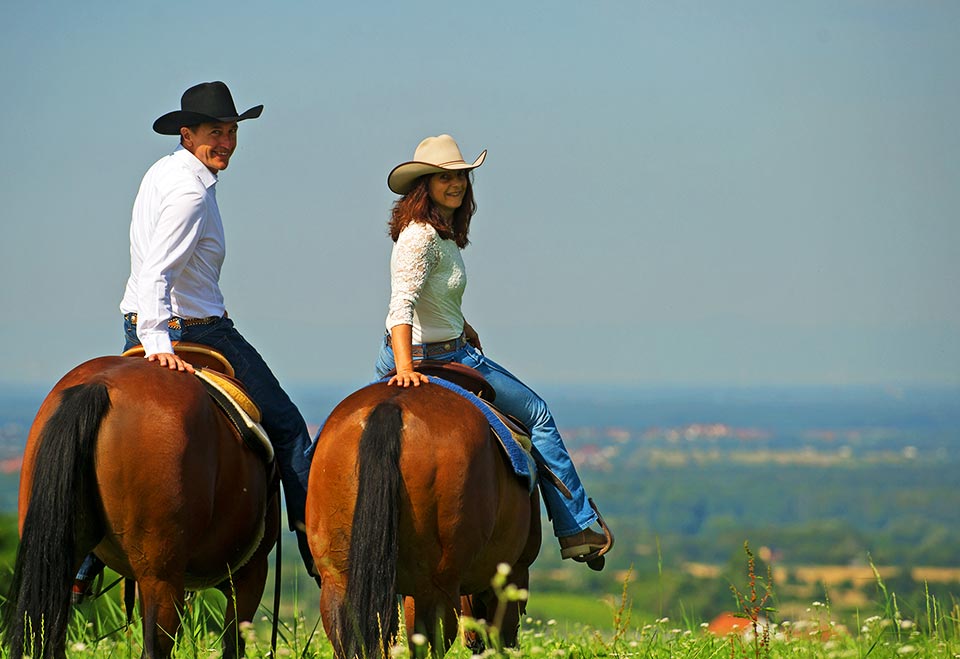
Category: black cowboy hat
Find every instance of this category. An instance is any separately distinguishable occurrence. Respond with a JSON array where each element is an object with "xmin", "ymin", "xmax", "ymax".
[{"xmin": 153, "ymin": 81, "xmax": 263, "ymax": 135}]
